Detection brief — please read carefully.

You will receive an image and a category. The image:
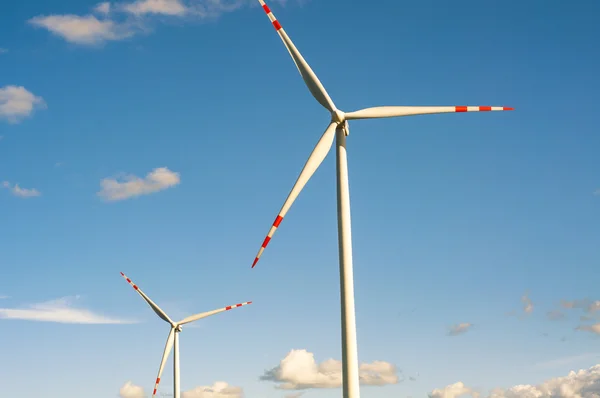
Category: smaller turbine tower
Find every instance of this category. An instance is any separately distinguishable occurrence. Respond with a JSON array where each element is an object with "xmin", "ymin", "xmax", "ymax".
[{"xmin": 120, "ymin": 272, "xmax": 252, "ymax": 398}]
